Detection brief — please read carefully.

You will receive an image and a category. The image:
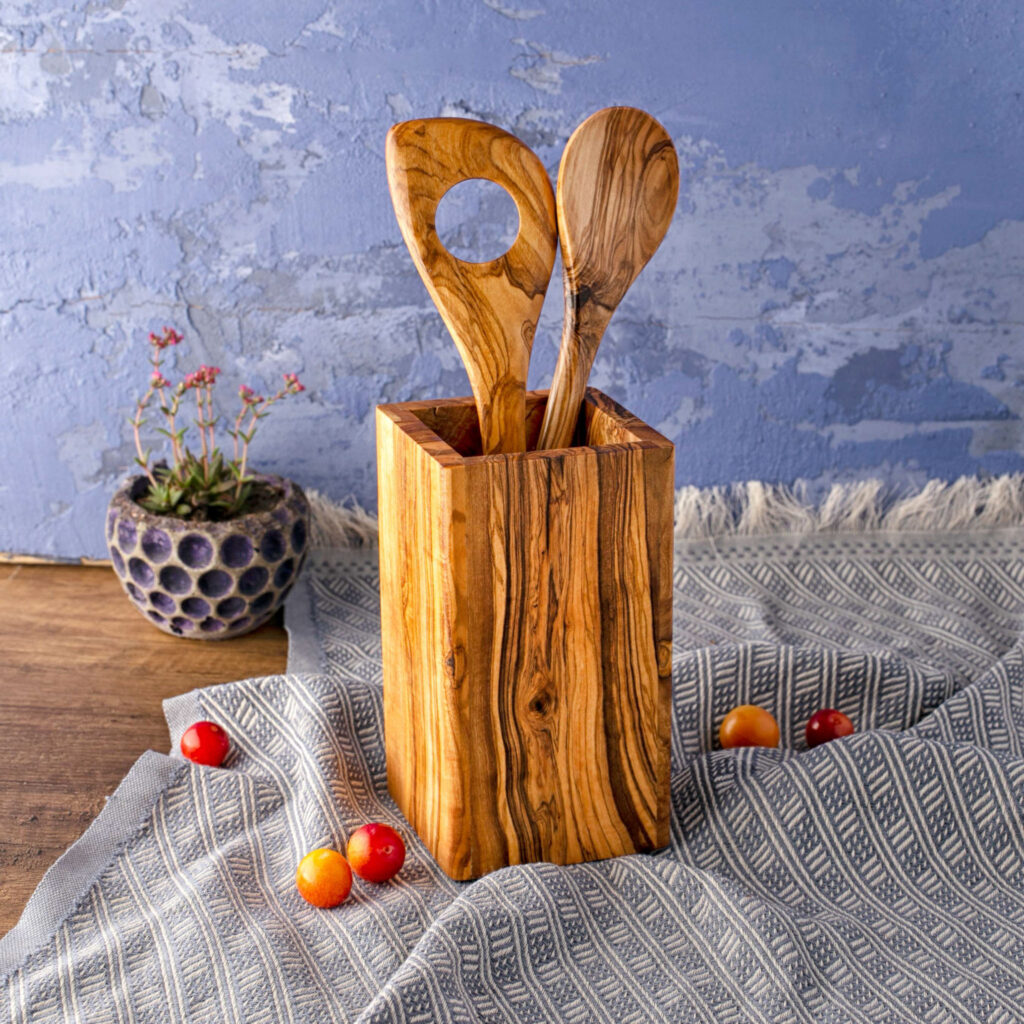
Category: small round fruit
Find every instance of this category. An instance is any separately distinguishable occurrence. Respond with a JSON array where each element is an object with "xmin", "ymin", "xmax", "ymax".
[
  {"xmin": 346, "ymin": 823, "xmax": 406, "ymax": 883},
  {"xmin": 180, "ymin": 721, "xmax": 230, "ymax": 767},
  {"xmin": 806, "ymin": 708, "xmax": 855, "ymax": 748},
  {"xmin": 719, "ymin": 705, "xmax": 780, "ymax": 749},
  {"xmin": 296, "ymin": 848, "xmax": 352, "ymax": 908}
]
